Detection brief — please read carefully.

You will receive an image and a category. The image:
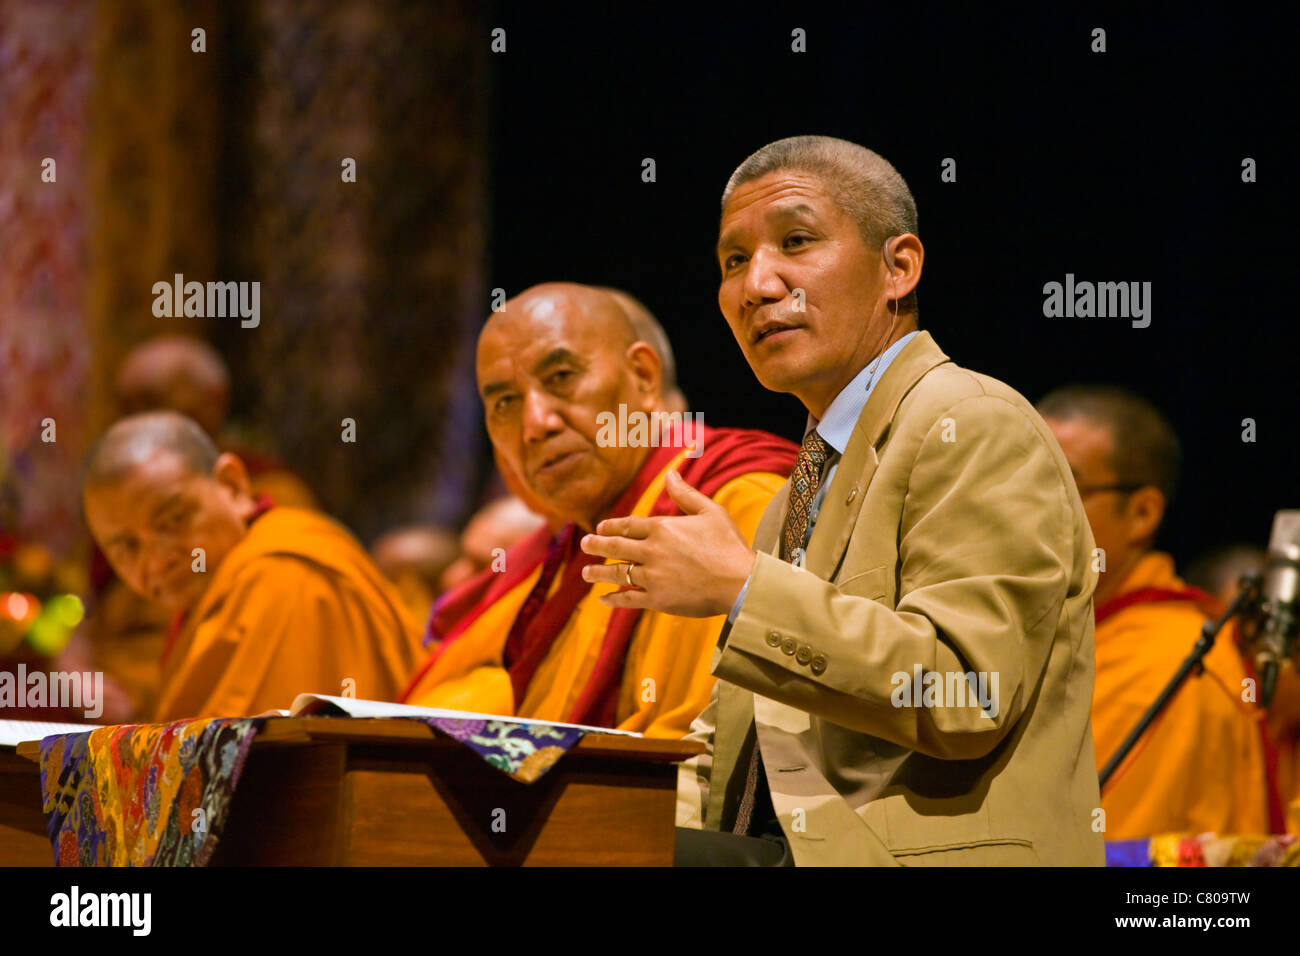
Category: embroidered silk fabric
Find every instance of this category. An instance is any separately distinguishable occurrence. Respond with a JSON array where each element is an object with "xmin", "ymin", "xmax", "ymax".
[
  {"xmin": 1106, "ymin": 833, "xmax": 1300, "ymax": 867},
  {"xmin": 38, "ymin": 717, "xmax": 265, "ymax": 867},
  {"xmin": 38, "ymin": 713, "xmax": 595, "ymax": 866},
  {"xmin": 423, "ymin": 717, "xmax": 585, "ymax": 784}
]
